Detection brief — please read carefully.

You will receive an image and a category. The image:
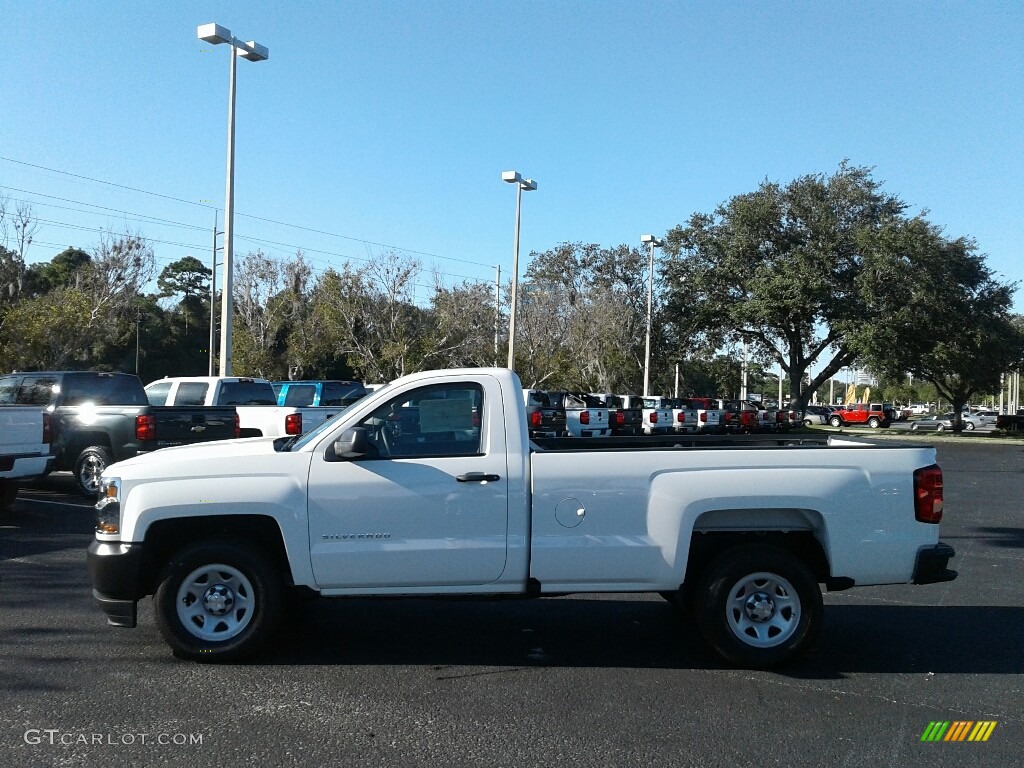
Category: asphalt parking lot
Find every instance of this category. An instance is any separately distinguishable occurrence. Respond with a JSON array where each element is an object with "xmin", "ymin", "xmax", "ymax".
[{"xmin": 1, "ymin": 441, "xmax": 1021, "ymax": 768}]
